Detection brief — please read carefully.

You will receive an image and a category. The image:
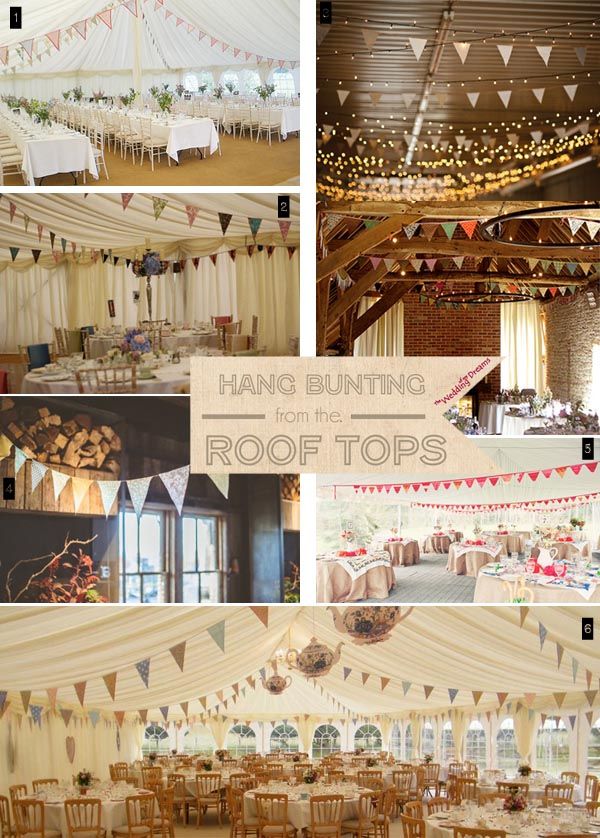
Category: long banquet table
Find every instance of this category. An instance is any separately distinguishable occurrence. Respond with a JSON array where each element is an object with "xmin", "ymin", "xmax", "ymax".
[
  {"xmin": 474, "ymin": 565, "xmax": 600, "ymax": 602},
  {"xmin": 316, "ymin": 555, "xmax": 395, "ymax": 602},
  {"xmin": 0, "ymin": 108, "xmax": 97, "ymax": 184}
]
